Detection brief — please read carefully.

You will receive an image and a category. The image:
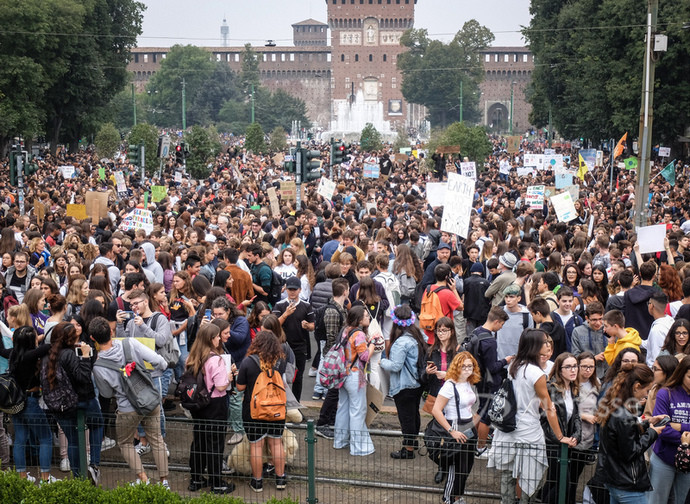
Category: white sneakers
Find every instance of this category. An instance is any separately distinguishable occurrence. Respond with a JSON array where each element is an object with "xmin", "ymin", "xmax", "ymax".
[{"xmin": 60, "ymin": 458, "xmax": 71, "ymax": 472}]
